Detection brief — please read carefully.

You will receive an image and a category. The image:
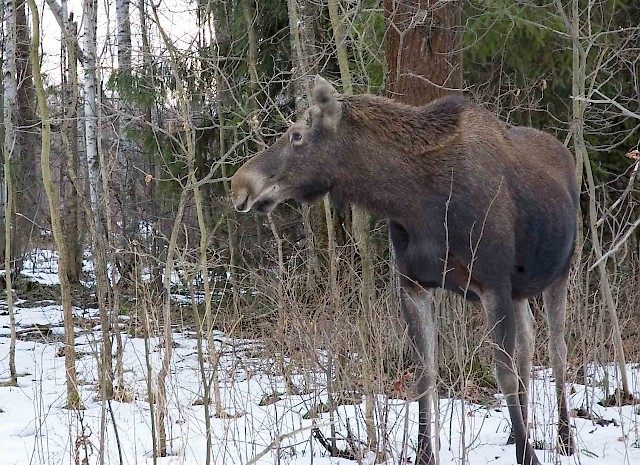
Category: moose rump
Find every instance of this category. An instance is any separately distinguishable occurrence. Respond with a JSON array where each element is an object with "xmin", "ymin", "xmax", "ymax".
[{"xmin": 231, "ymin": 76, "xmax": 578, "ymax": 465}]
